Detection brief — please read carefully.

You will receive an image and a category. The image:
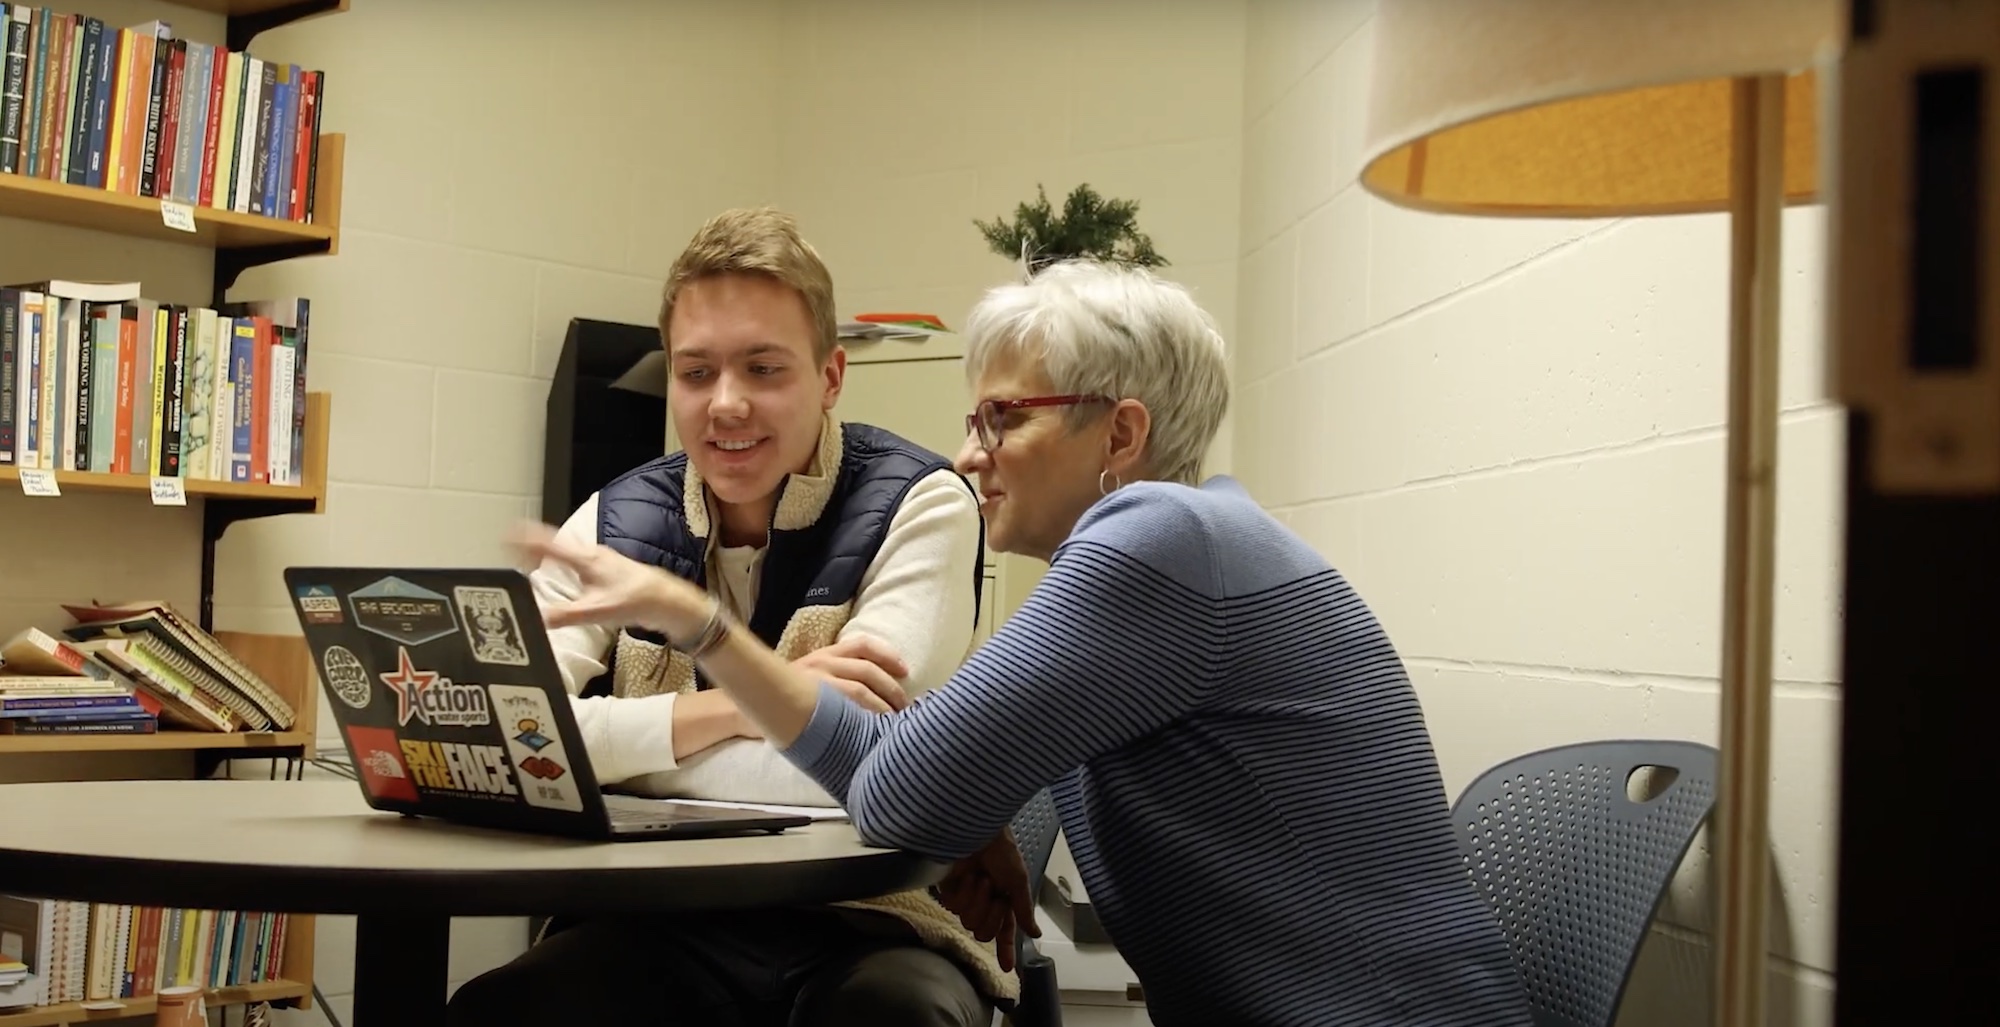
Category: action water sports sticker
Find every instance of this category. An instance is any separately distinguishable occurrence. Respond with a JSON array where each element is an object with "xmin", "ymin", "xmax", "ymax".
[
  {"xmin": 454, "ymin": 585, "xmax": 530, "ymax": 667},
  {"xmin": 378, "ymin": 646, "xmax": 491, "ymax": 728},
  {"xmin": 486, "ymin": 684, "xmax": 585, "ymax": 812},
  {"xmin": 320, "ymin": 645, "xmax": 371, "ymax": 709},
  {"xmin": 347, "ymin": 575, "xmax": 457, "ymax": 646},
  {"xmin": 346, "ymin": 725, "xmax": 419, "ymax": 803}
]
